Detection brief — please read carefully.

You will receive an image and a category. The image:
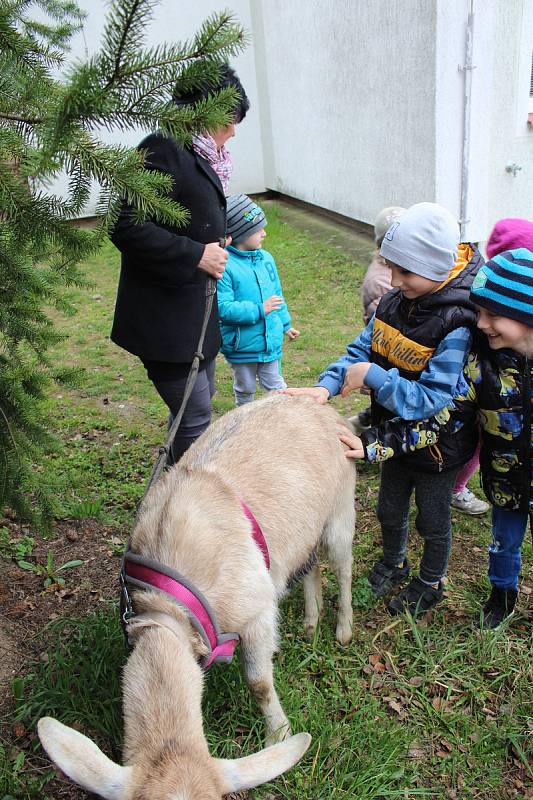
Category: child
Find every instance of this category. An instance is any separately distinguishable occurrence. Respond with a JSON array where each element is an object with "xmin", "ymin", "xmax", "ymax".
[
  {"xmin": 218, "ymin": 194, "xmax": 300, "ymax": 405},
  {"xmin": 355, "ymin": 206, "xmax": 488, "ymax": 515},
  {"xmin": 286, "ymin": 202, "xmax": 483, "ymax": 617},
  {"xmin": 361, "ymin": 206, "xmax": 406, "ymax": 325},
  {"xmin": 352, "ymin": 206, "xmax": 405, "ymax": 433},
  {"xmin": 342, "ymin": 224, "xmax": 533, "ymax": 629}
]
